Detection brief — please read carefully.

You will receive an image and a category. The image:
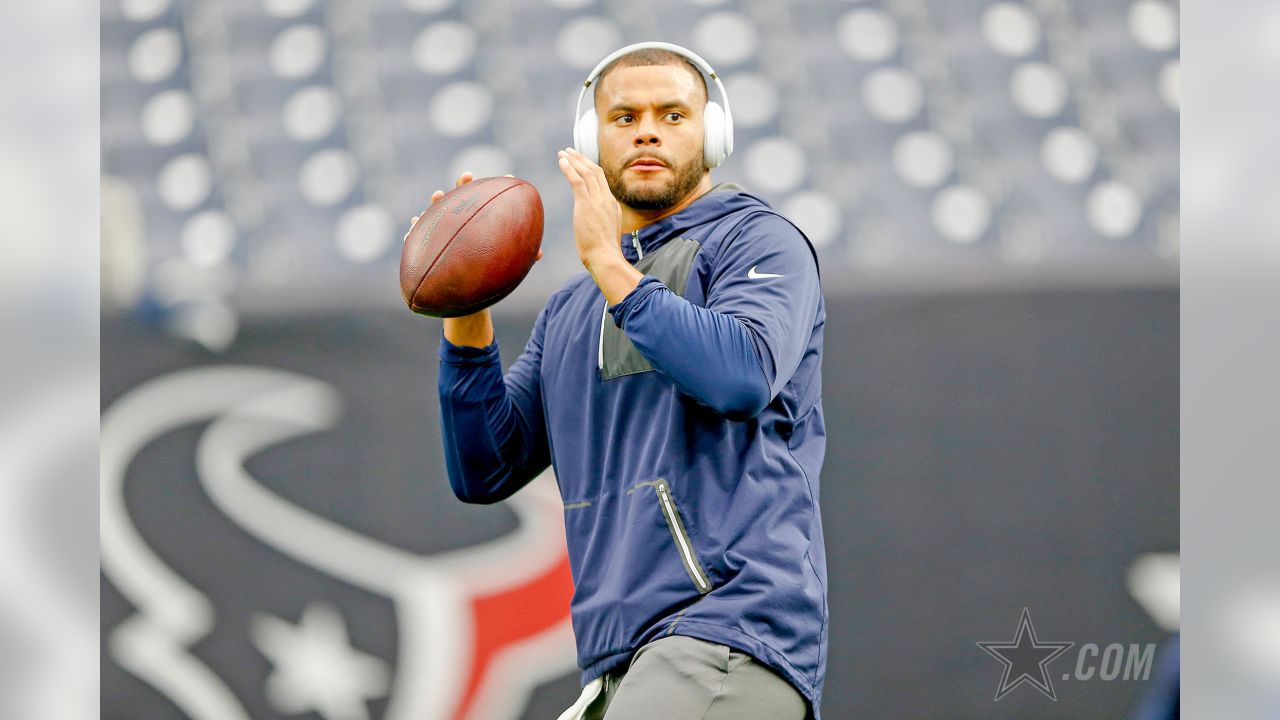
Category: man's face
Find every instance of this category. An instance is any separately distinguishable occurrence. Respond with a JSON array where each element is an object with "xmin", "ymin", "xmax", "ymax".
[{"xmin": 594, "ymin": 64, "xmax": 708, "ymax": 212}]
